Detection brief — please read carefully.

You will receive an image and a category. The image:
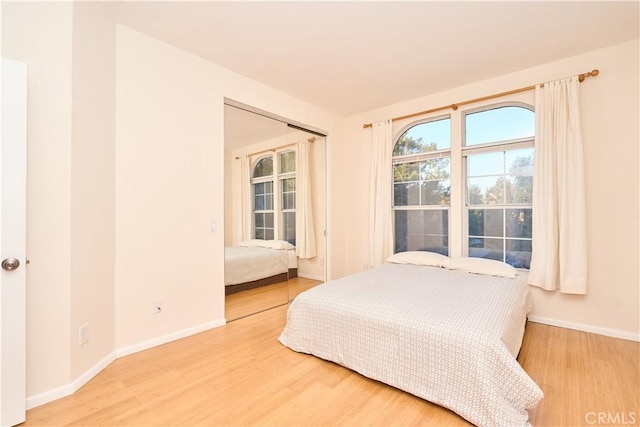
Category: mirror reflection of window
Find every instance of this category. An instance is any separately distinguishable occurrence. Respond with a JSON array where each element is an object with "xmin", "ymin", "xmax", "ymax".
[
  {"xmin": 252, "ymin": 156, "xmax": 275, "ymax": 240},
  {"xmin": 279, "ymin": 151, "xmax": 296, "ymax": 246},
  {"xmin": 250, "ymin": 152, "xmax": 297, "ymax": 243},
  {"xmin": 224, "ymin": 103, "xmax": 326, "ymax": 322}
]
